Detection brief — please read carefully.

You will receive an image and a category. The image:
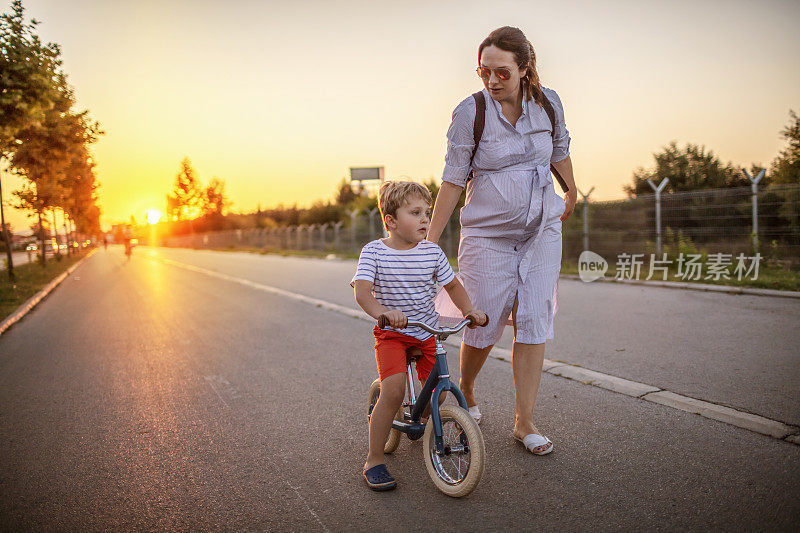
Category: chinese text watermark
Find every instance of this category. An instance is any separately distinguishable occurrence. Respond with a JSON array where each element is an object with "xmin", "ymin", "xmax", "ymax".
[{"xmin": 578, "ymin": 251, "xmax": 761, "ymax": 283}]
